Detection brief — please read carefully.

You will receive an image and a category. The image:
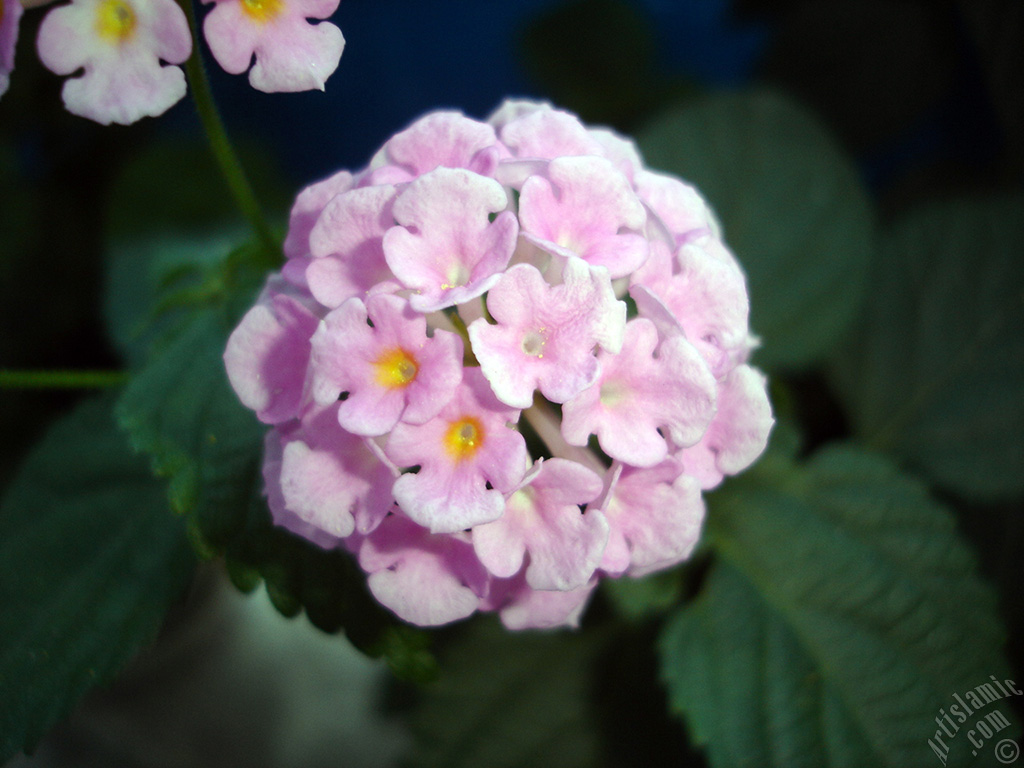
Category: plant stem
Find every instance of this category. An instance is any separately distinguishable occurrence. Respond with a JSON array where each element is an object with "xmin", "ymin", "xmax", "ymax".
[
  {"xmin": 178, "ymin": 0, "xmax": 280, "ymax": 266},
  {"xmin": 522, "ymin": 396, "xmax": 607, "ymax": 475},
  {"xmin": 0, "ymin": 370, "xmax": 128, "ymax": 389}
]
